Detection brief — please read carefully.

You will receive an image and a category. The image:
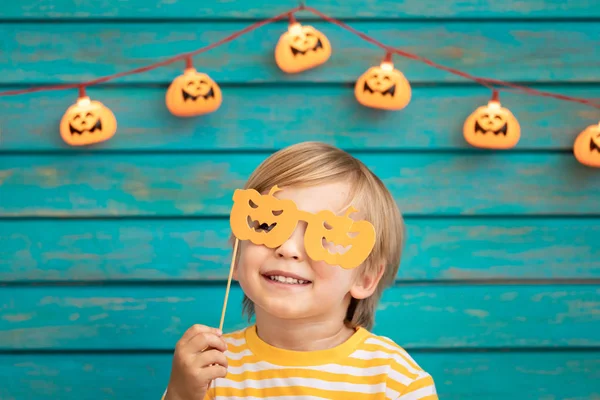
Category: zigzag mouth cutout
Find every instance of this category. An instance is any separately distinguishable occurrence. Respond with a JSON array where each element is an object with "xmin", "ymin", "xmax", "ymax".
[{"xmin": 247, "ymin": 216, "xmax": 277, "ymax": 233}]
